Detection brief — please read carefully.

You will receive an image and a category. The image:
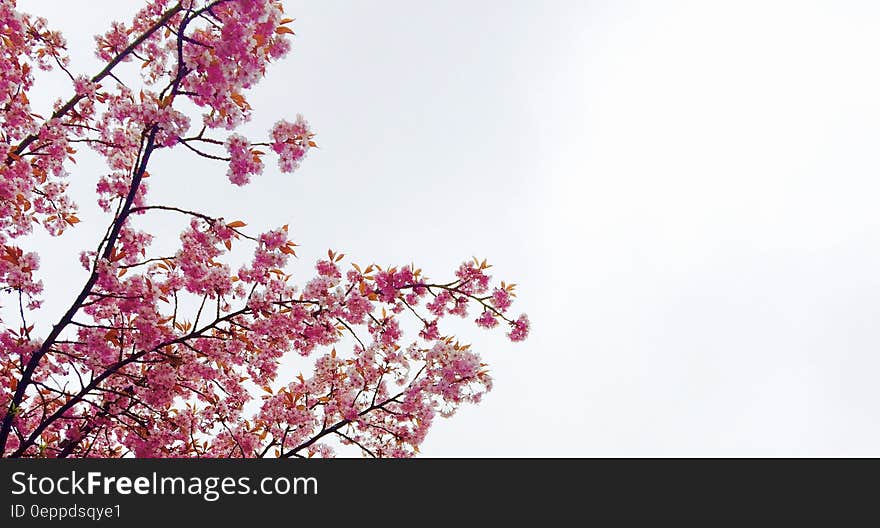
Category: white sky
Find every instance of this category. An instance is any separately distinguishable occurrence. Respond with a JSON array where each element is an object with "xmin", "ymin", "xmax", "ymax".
[{"xmin": 14, "ymin": 0, "xmax": 880, "ymax": 456}]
